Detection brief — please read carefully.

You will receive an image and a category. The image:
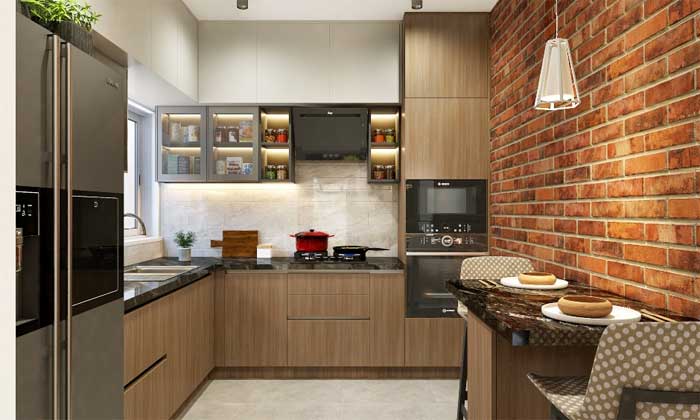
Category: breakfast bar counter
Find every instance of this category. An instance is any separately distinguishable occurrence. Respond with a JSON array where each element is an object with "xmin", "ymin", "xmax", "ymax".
[{"xmin": 446, "ymin": 279, "xmax": 695, "ymax": 420}]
